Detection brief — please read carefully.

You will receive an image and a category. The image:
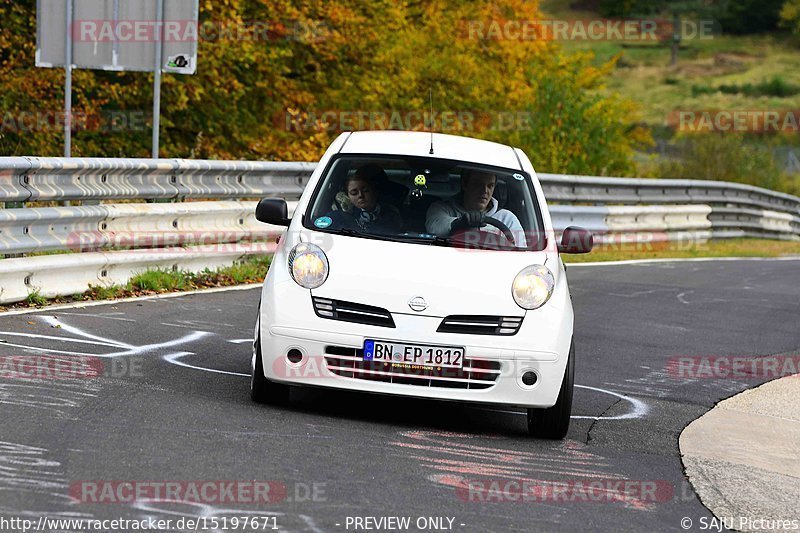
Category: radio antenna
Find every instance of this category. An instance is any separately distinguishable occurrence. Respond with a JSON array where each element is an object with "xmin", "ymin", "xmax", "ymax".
[{"xmin": 429, "ymin": 88, "xmax": 435, "ymax": 155}]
